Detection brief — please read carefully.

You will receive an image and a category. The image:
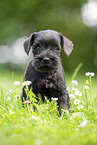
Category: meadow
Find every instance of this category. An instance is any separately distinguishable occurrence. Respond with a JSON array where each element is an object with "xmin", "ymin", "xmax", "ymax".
[{"xmin": 0, "ymin": 69, "xmax": 97, "ymax": 145}]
